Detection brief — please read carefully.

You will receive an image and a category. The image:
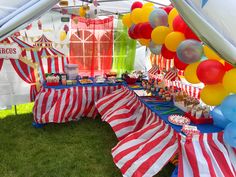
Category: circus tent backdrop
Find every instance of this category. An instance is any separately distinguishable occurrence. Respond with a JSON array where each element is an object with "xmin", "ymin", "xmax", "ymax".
[{"xmin": 0, "ymin": 9, "xmax": 149, "ymax": 107}]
